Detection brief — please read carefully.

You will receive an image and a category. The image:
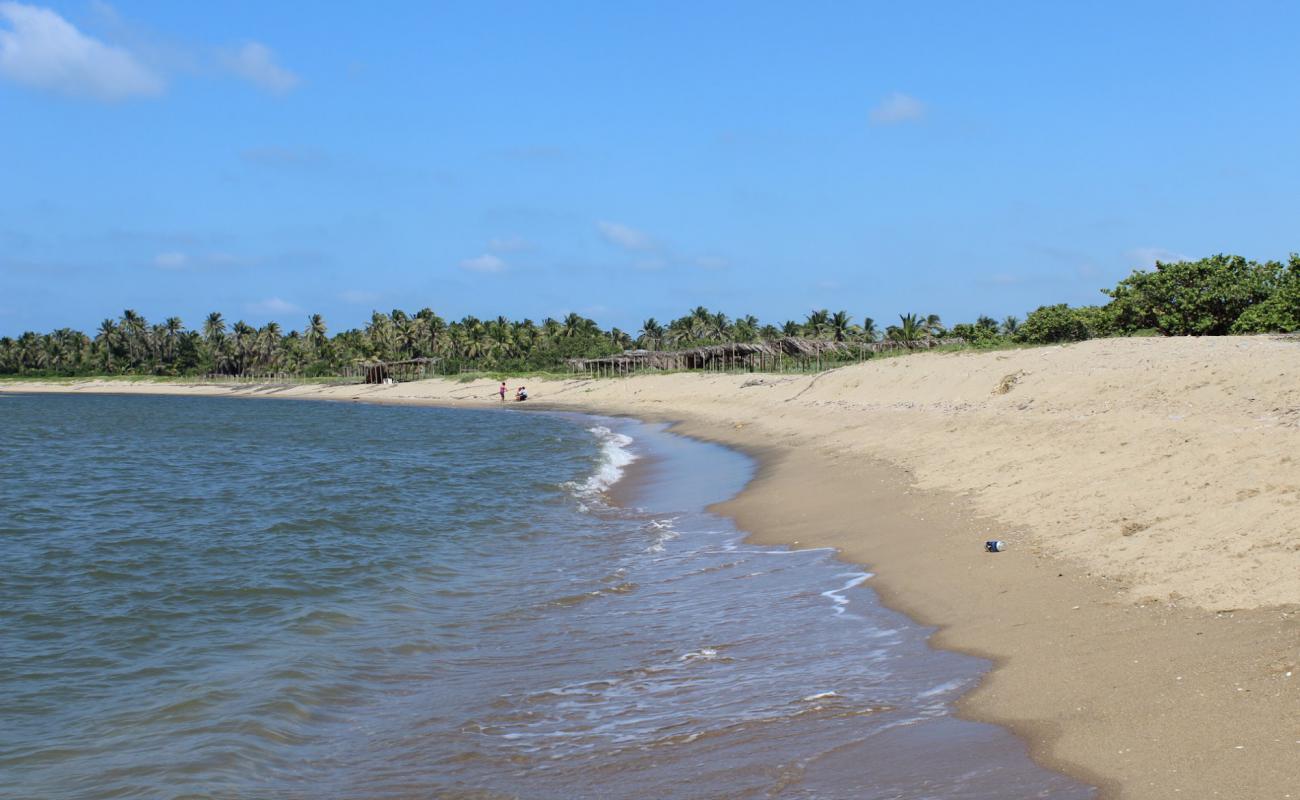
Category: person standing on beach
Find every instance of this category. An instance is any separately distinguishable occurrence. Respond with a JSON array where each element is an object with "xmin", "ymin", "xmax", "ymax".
[{"xmin": 499, "ymin": 381, "xmax": 507, "ymax": 402}]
